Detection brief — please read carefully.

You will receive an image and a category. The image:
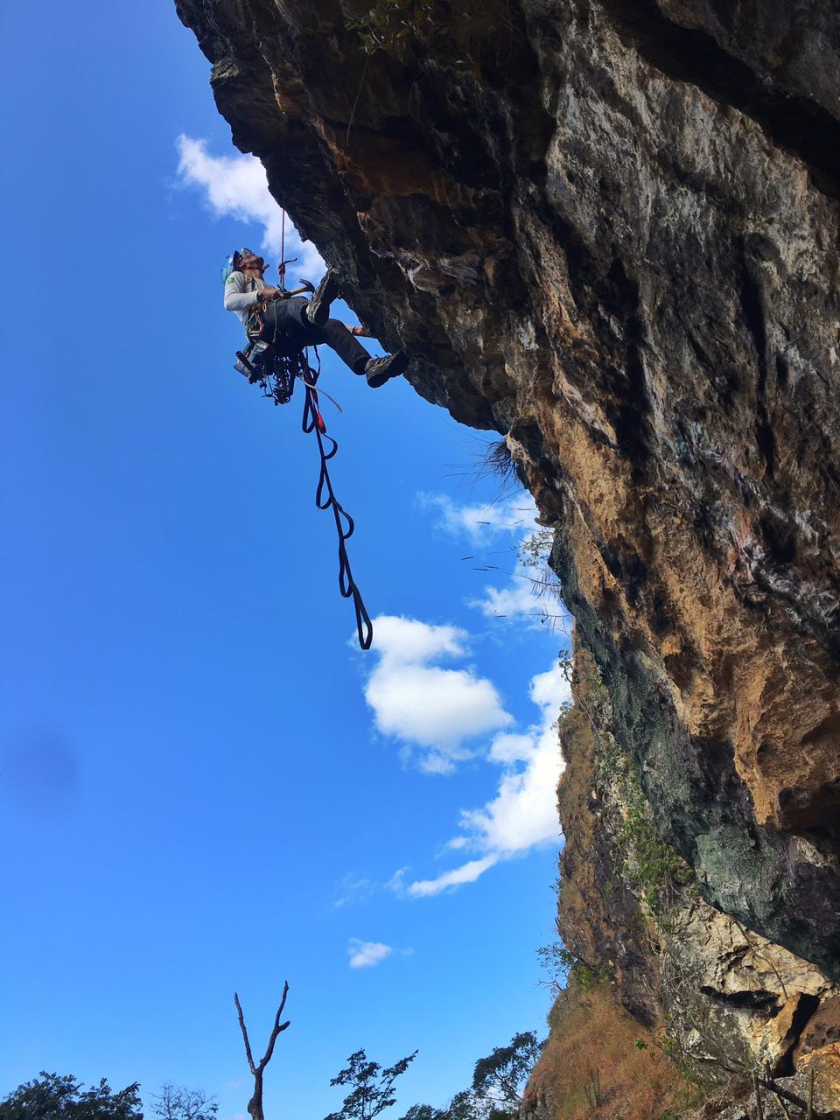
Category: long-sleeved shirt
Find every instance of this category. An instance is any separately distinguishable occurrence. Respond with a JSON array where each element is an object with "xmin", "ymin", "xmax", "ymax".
[{"xmin": 223, "ymin": 270, "xmax": 269, "ymax": 325}]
